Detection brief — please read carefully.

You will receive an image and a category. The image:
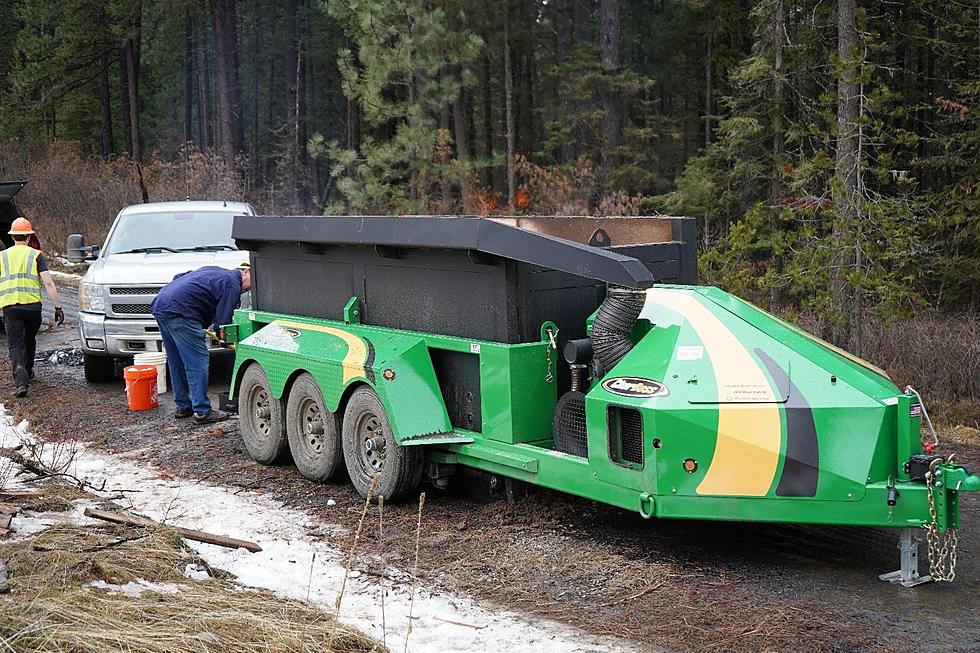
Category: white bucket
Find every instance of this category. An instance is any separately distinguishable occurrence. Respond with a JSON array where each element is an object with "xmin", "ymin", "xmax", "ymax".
[{"xmin": 134, "ymin": 352, "xmax": 168, "ymax": 394}]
